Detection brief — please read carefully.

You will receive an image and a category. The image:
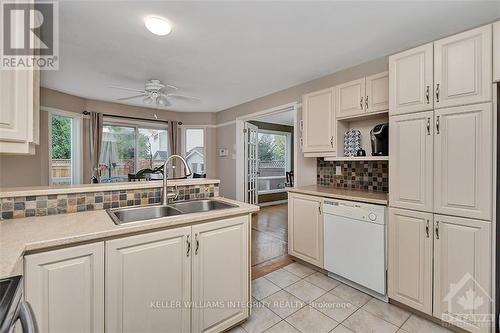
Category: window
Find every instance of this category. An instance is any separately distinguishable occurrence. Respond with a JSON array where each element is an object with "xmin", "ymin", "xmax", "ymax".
[
  {"xmin": 257, "ymin": 130, "xmax": 291, "ymax": 194},
  {"xmin": 49, "ymin": 112, "xmax": 81, "ymax": 185},
  {"xmin": 99, "ymin": 123, "xmax": 168, "ymax": 183},
  {"xmin": 182, "ymin": 127, "xmax": 205, "ymax": 175}
]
